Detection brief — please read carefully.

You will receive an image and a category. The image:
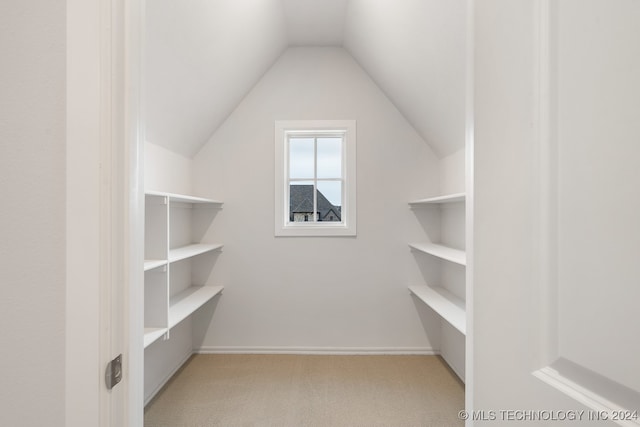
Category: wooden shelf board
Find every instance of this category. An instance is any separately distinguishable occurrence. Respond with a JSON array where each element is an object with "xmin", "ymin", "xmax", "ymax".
[
  {"xmin": 146, "ymin": 190, "xmax": 223, "ymax": 205},
  {"xmin": 409, "ymin": 243, "xmax": 466, "ymax": 266},
  {"xmin": 144, "ymin": 259, "xmax": 167, "ymax": 272},
  {"xmin": 169, "ymin": 285, "xmax": 224, "ymax": 328},
  {"xmin": 143, "ymin": 327, "xmax": 167, "ymax": 348},
  {"xmin": 168, "ymin": 244, "xmax": 223, "ymax": 263},
  {"xmin": 409, "ymin": 285, "xmax": 466, "ymax": 335},
  {"xmin": 409, "ymin": 192, "xmax": 465, "ymax": 205}
]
